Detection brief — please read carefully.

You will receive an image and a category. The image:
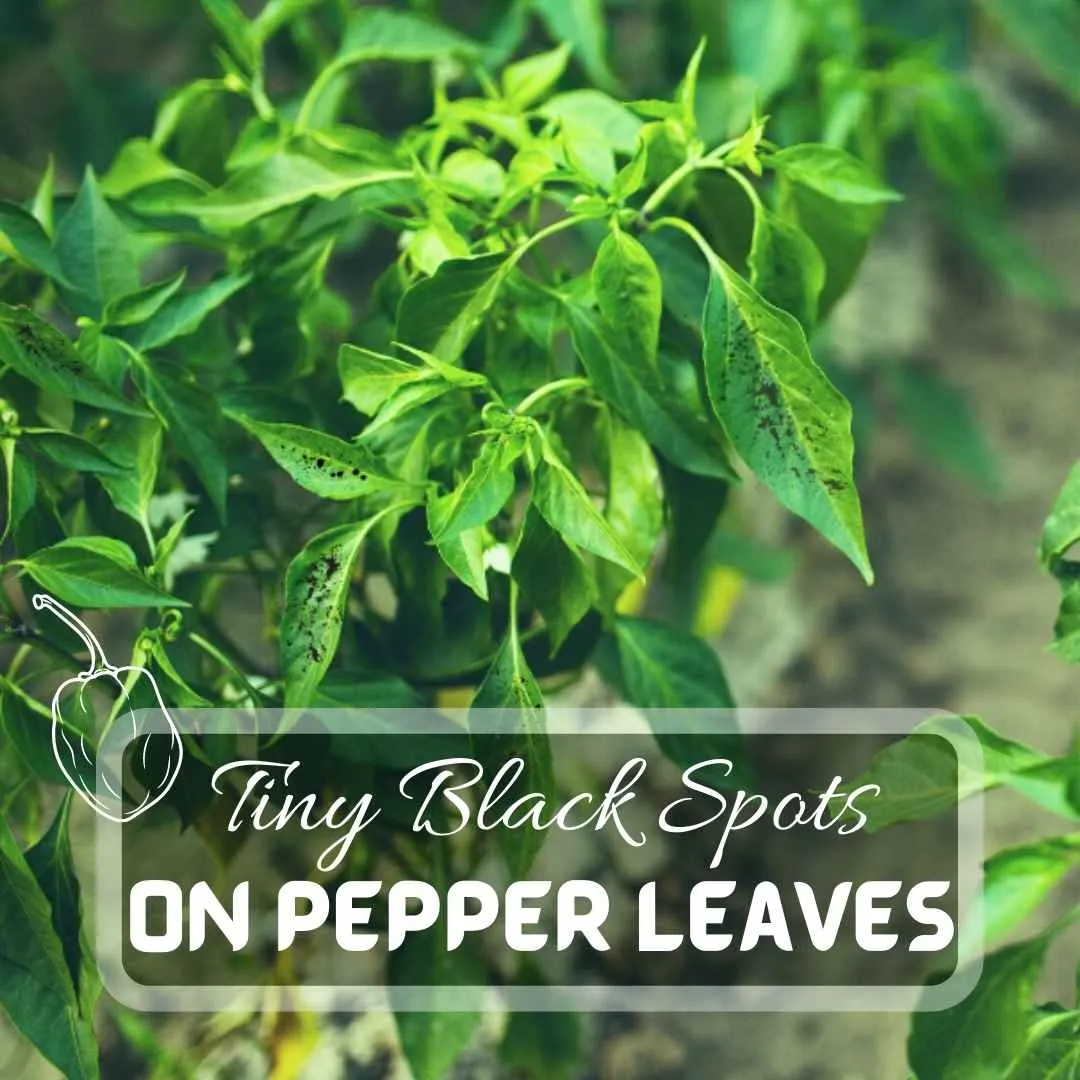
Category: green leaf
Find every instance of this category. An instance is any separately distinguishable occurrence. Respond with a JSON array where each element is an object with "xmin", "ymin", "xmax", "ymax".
[
  {"xmin": 0, "ymin": 201, "xmax": 68, "ymax": 283},
  {"xmin": 1007, "ymin": 1009, "xmax": 1080, "ymax": 1079},
  {"xmin": 22, "ymin": 430, "xmax": 127, "ymax": 476},
  {"xmin": 908, "ymin": 940, "xmax": 1049, "ymax": 1080},
  {"xmin": 435, "ymin": 526, "xmax": 489, "ymax": 601},
  {"xmin": 613, "ymin": 616, "xmax": 735, "ymax": 710},
  {"xmin": 26, "ymin": 797, "xmax": 91, "ymax": 1006},
  {"xmin": 499, "ymin": 1008, "xmax": 583, "ymax": 1080},
  {"xmin": 768, "ymin": 145, "xmax": 902, "ymax": 205},
  {"xmin": 299, "ymin": 7, "xmax": 481, "ymax": 129},
  {"xmin": 201, "ymin": 0, "xmax": 259, "ymax": 74},
  {"xmin": 241, "ymin": 419, "xmax": 412, "ymax": 501},
  {"xmin": 396, "ymin": 253, "xmax": 511, "ymax": 365},
  {"xmin": 53, "ymin": 167, "xmax": 138, "ymax": 317},
  {"xmin": 0, "ymin": 814, "xmax": 98, "ymax": 1080},
  {"xmin": 389, "ymin": 926, "xmax": 484, "ymax": 1080},
  {"xmin": 531, "ymin": 0, "xmax": 616, "ymax": 91},
  {"xmin": 1, "ymin": 438, "xmax": 36, "ymax": 543},
  {"xmin": 726, "ymin": 0, "xmax": 807, "ymax": 101},
  {"xmin": 338, "ymin": 344, "xmax": 432, "ymax": 415},
  {"xmin": 0, "ymin": 304, "xmax": 147, "ymax": 417},
  {"xmin": 194, "ymin": 152, "xmax": 413, "ymax": 229},
  {"xmin": 961, "ymin": 834, "xmax": 1080, "ymax": 956},
  {"xmin": 889, "ymin": 366, "xmax": 1000, "ymax": 494},
  {"xmin": 597, "ymin": 411, "xmax": 663, "ymax": 605},
  {"xmin": 472, "ymin": 624, "xmax": 554, "ymax": 876},
  {"xmin": 1042, "ymin": 461, "xmax": 1080, "ymax": 567},
  {"xmin": 702, "ymin": 263, "xmax": 872, "ymax": 583},
  {"xmin": 126, "ymin": 273, "xmax": 251, "ymax": 352},
  {"xmin": 747, "ymin": 202, "xmax": 825, "ymax": 333},
  {"xmin": 611, "ymin": 616, "xmax": 744, "ymax": 783},
  {"xmin": 977, "ymin": 0, "xmax": 1080, "ymax": 103},
  {"xmin": 0, "ymin": 677, "xmax": 67, "ymax": 784},
  {"xmin": 502, "ymin": 42, "xmax": 572, "ymax": 106},
  {"xmin": 132, "ymin": 363, "xmax": 228, "ymax": 522},
  {"xmin": 282, "ymin": 508, "xmax": 406, "ymax": 707},
  {"xmin": 593, "ymin": 226, "xmax": 662, "ymax": 371},
  {"xmin": 566, "ymin": 303, "xmax": 737, "ymax": 481},
  {"xmin": 533, "ymin": 436, "xmax": 643, "ymax": 578},
  {"xmin": 17, "ymin": 537, "xmax": 186, "ymax": 608},
  {"xmin": 103, "ymin": 271, "xmax": 187, "ymax": 328},
  {"xmin": 427, "ymin": 431, "xmax": 526, "ymax": 542},
  {"xmin": 776, "ymin": 178, "xmax": 883, "ymax": 314},
  {"xmin": 514, "ymin": 509, "xmax": 595, "ymax": 652},
  {"xmin": 844, "ymin": 716, "xmax": 1054, "ymax": 832},
  {"xmin": 100, "ymin": 139, "xmax": 212, "ymax": 203},
  {"xmin": 91, "ymin": 417, "xmax": 163, "ymax": 540}
]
